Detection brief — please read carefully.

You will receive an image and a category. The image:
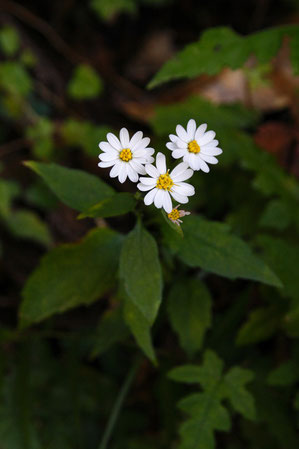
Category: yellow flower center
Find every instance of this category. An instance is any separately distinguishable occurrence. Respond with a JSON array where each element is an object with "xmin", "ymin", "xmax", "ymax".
[
  {"xmin": 156, "ymin": 172, "xmax": 174, "ymax": 191},
  {"xmin": 168, "ymin": 208, "xmax": 180, "ymax": 221},
  {"xmin": 119, "ymin": 148, "xmax": 132, "ymax": 162},
  {"xmin": 188, "ymin": 140, "xmax": 201, "ymax": 154}
]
